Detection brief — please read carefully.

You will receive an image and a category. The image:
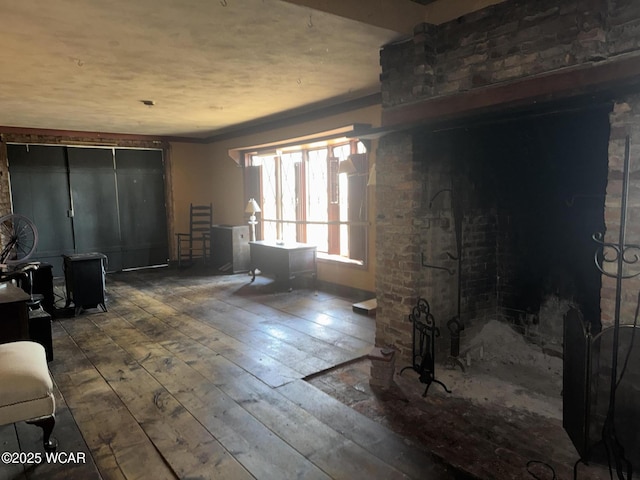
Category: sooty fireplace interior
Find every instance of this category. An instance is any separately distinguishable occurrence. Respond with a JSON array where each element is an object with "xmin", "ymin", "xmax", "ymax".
[
  {"xmin": 410, "ymin": 102, "xmax": 639, "ymax": 475},
  {"xmin": 416, "ymin": 103, "xmax": 610, "ymax": 343}
]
